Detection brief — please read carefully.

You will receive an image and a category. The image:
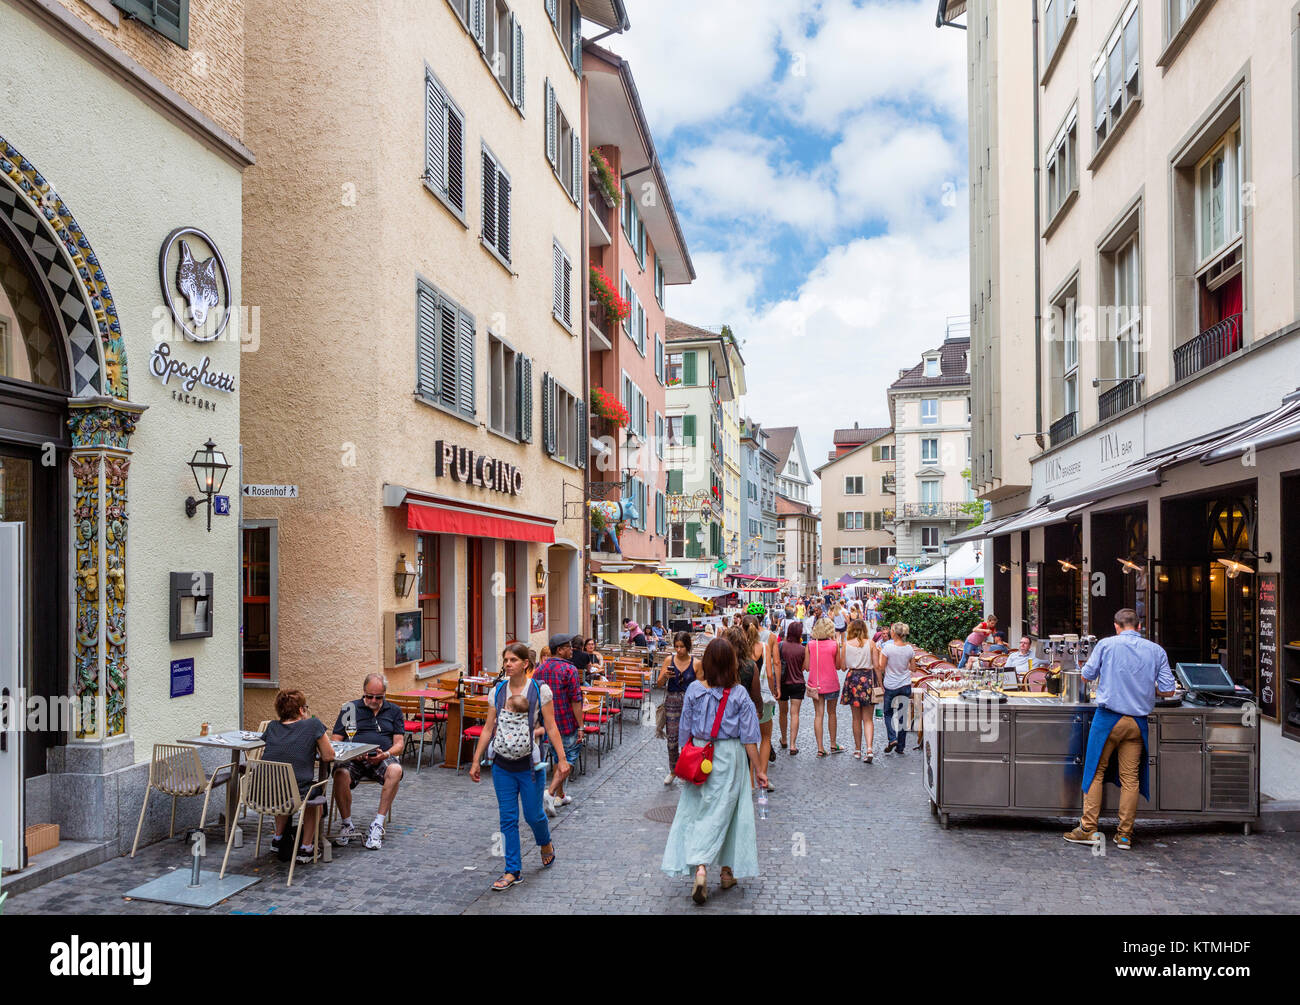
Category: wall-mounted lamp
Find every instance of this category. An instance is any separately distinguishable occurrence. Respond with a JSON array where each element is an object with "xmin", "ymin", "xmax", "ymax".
[
  {"xmin": 185, "ymin": 439, "xmax": 230, "ymax": 532},
  {"xmin": 1117, "ymin": 557, "xmax": 1144, "ymax": 575},
  {"xmin": 535, "ymin": 559, "xmax": 547, "ymax": 589},
  {"xmin": 1058, "ymin": 559, "xmax": 1079, "ymax": 572},
  {"xmin": 997, "ymin": 561, "xmax": 1020, "ymax": 574},
  {"xmin": 394, "ymin": 553, "xmax": 417, "ymax": 598}
]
